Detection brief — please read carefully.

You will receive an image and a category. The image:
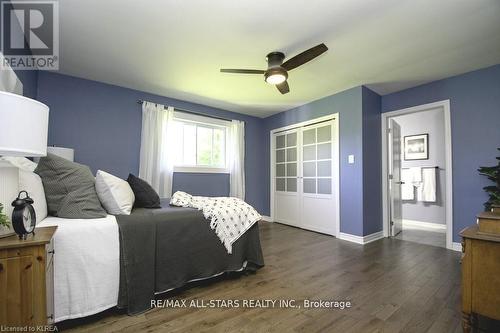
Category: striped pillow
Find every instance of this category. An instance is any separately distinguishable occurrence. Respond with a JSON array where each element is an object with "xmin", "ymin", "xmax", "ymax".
[{"xmin": 35, "ymin": 154, "xmax": 107, "ymax": 219}]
